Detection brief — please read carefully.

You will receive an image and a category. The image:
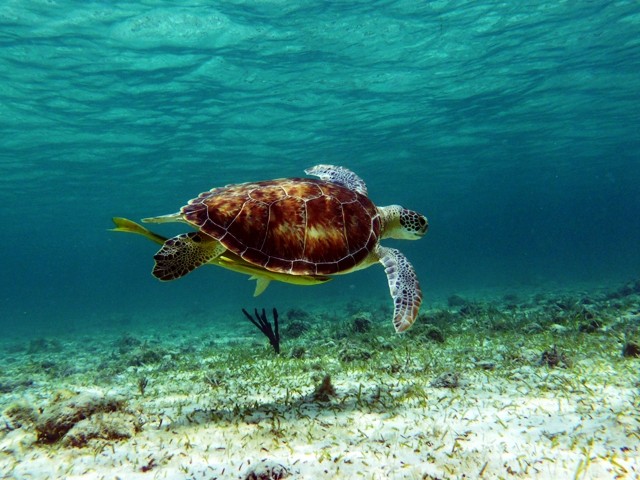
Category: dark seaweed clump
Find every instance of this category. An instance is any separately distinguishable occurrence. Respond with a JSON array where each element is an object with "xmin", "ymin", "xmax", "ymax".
[
  {"xmin": 622, "ymin": 341, "xmax": 640, "ymax": 358},
  {"xmin": 606, "ymin": 280, "xmax": 640, "ymax": 299},
  {"xmin": 282, "ymin": 308, "xmax": 313, "ymax": 338},
  {"xmin": 313, "ymin": 375, "xmax": 336, "ymax": 402},
  {"xmin": 127, "ymin": 346, "xmax": 167, "ymax": 366},
  {"xmin": 242, "ymin": 308, "xmax": 280, "ymax": 354},
  {"xmin": 288, "ymin": 345, "xmax": 306, "ymax": 359},
  {"xmin": 351, "ymin": 313, "xmax": 372, "ymax": 333},
  {"xmin": 410, "ymin": 322, "xmax": 446, "ymax": 343},
  {"xmin": 114, "ymin": 334, "xmax": 142, "ymax": 354},
  {"xmin": 338, "ymin": 343, "xmax": 372, "ymax": 362},
  {"xmin": 540, "ymin": 346, "xmax": 572, "ymax": 368},
  {"xmin": 281, "ymin": 320, "xmax": 309, "ymax": 339}
]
